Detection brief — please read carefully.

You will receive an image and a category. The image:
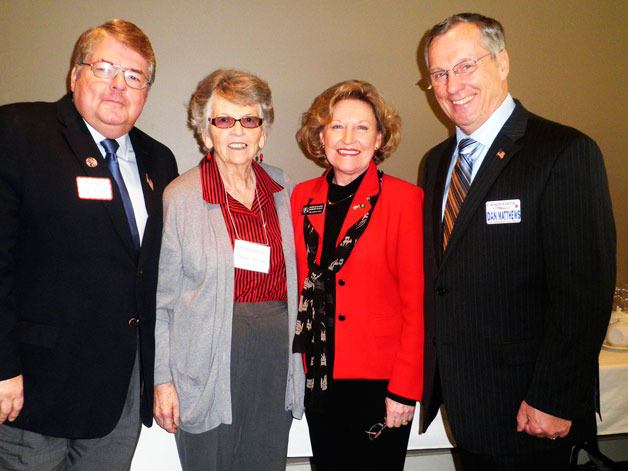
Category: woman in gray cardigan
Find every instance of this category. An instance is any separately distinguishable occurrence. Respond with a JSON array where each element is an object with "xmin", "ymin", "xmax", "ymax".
[{"xmin": 153, "ymin": 69, "xmax": 304, "ymax": 471}]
